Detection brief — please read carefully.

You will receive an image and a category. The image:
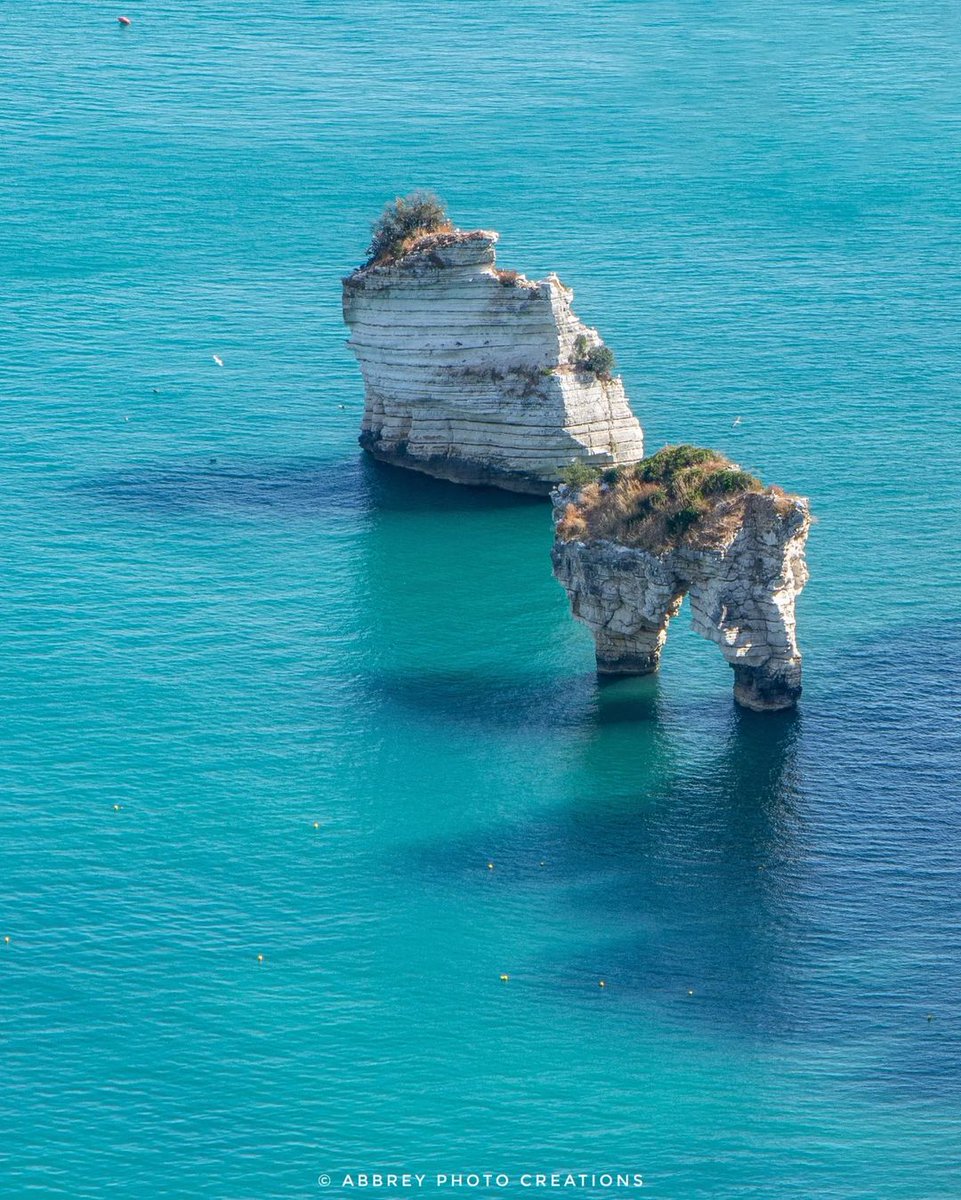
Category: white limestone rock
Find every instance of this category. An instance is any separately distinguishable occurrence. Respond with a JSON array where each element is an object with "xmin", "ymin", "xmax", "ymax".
[
  {"xmin": 342, "ymin": 230, "xmax": 644, "ymax": 494},
  {"xmin": 551, "ymin": 488, "xmax": 811, "ymax": 711}
]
